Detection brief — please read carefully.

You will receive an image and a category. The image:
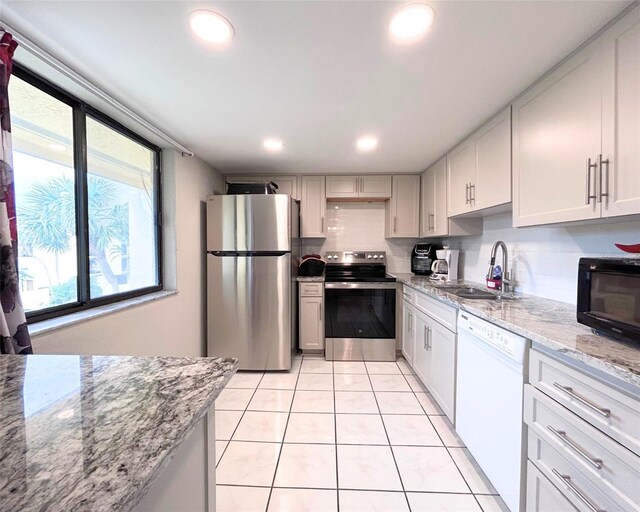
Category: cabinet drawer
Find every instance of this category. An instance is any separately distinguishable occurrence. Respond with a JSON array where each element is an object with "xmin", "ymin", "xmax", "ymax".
[
  {"xmin": 525, "ymin": 385, "xmax": 640, "ymax": 509},
  {"xmin": 528, "ymin": 426, "xmax": 638, "ymax": 512},
  {"xmin": 526, "ymin": 460, "xmax": 578, "ymax": 512},
  {"xmin": 529, "ymin": 350, "xmax": 640, "ymax": 456},
  {"xmin": 300, "ymin": 283, "xmax": 323, "ymax": 296},
  {"xmin": 402, "ymin": 286, "xmax": 416, "ymax": 305},
  {"xmin": 414, "ymin": 291, "xmax": 457, "ymax": 332}
]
